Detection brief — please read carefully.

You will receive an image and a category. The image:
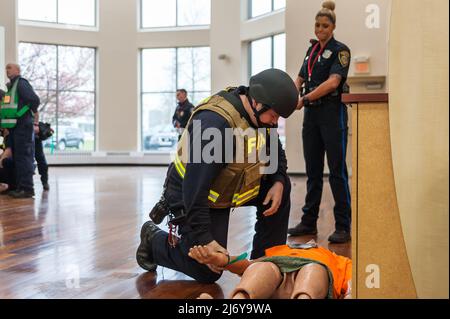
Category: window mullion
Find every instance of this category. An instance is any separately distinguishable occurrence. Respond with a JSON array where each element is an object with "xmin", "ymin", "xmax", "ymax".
[
  {"xmin": 271, "ymin": 36, "xmax": 275, "ymax": 68},
  {"xmin": 55, "ymin": 0, "xmax": 59, "ymax": 23},
  {"xmin": 176, "ymin": 0, "xmax": 179, "ymax": 27},
  {"xmin": 56, "ymin": 44, "xmax": 60, "ymax": 143}
]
